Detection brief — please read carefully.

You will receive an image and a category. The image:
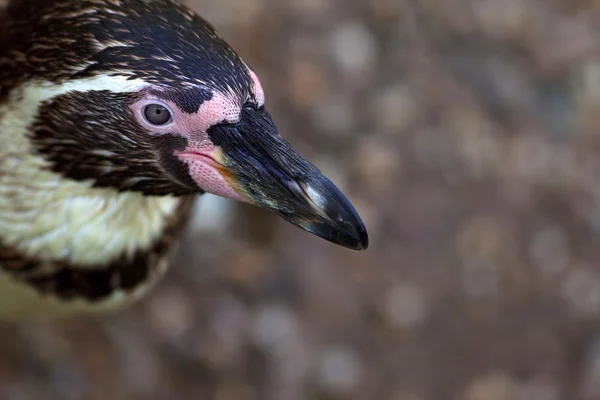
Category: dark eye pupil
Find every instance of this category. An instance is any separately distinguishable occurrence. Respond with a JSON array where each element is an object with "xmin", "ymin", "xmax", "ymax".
[{"xmin": 144, "ymin": 104, "xmax": 171, "ymax": 125}]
